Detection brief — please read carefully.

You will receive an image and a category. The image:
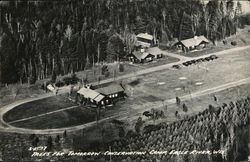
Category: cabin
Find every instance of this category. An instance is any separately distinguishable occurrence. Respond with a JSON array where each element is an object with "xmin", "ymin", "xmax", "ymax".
[
  {"xmin": 95, "ymin": 84, "xmax": 126, "ymax": 105},
  {"xmin": 77, "ymin": 87, "xmax": 105, "ymax": 106},
  {"xmin": 147, "ymin": 47, "xmax": 164, "ymax": 59},
  {"xmin": 136, "ymin": 33, "xmax": 154, "ymax": 47},
  {"xmin": 127, "ymin": 50, "xmax": 155, "ymax": 63},
  {"xmin": 175, "ymin": 36, "xmax": 209, "ymax": 53}
]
